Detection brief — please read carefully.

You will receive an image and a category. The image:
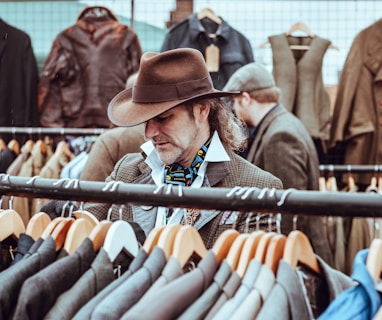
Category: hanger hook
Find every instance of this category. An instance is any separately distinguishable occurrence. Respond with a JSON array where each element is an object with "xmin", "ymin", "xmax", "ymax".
[
  {"xmin": 277, "ymin": 188, "xmax": 296, "ymax": 206},
  {"xmin": 61, "ymin": 201, "xmax": 69, "ymax": 217},
  {"xmin": 8, "ymin": 195, "xmax": 14, "ymax": 210},
  {"xmin": 53, "ymin": 178, "xmax": 71, "ymax": 187},
  {"xmin": 110, "ymin": 181, "xmax": 122, "ymax": 192},
  {"xmin": 107, "ymin": 204, "xmax": 114, "ymax": 221},
  {"xmin": 244, "ymin": 212, "xmax": 253, "ymax": 233},
  {"xmin": 177, "ymin": 185, "xmax": 183, "ymax": 197},
  {"xmin": 226, "ymin": 186, "xmax": 247, "ymax": 198},
  {"xmin": 268, "ymin": 213, "xmax": 274, "ymax": 232},
  {"xmin": 64, "ymin": 178, "xmax": 79, "ymax": 189},
  {"xmin": 241, "ymin": 187, "xmax": 260, "ymax": 200},
  {"xmin": 293, "ymin": 215, "xmax": 298, "ymax": 231},
  {"xmin": 276, "ymin": 213, "xmax": 282, "ymax": 234},
  {"xmin": 119, "ymin": 204, "xmax": 125, "ymax": 220},
  {"xmin": 165, "ymin": 184, "xmax": 173, "ymax": 195},
  {"xmin": 153, "ymin": 185, "xmax": 164, "ymax": 194},
  {"xmin": 26, "ymin": 175, "xmax": 40, "ymax": 185}
]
